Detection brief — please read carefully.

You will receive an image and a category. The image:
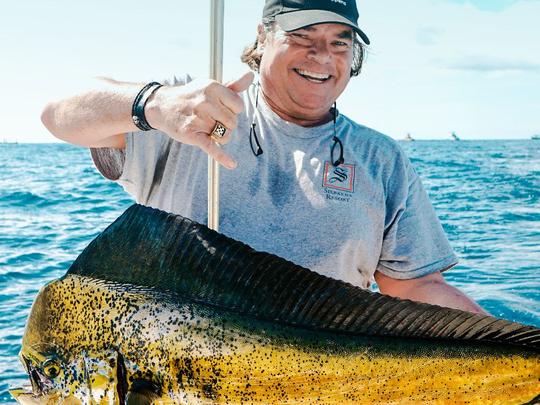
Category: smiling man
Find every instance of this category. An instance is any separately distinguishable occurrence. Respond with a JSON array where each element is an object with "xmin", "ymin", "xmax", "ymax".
[{"xmin": 41, "ymin": 0, "xmax": 486, "ymax": 314}]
